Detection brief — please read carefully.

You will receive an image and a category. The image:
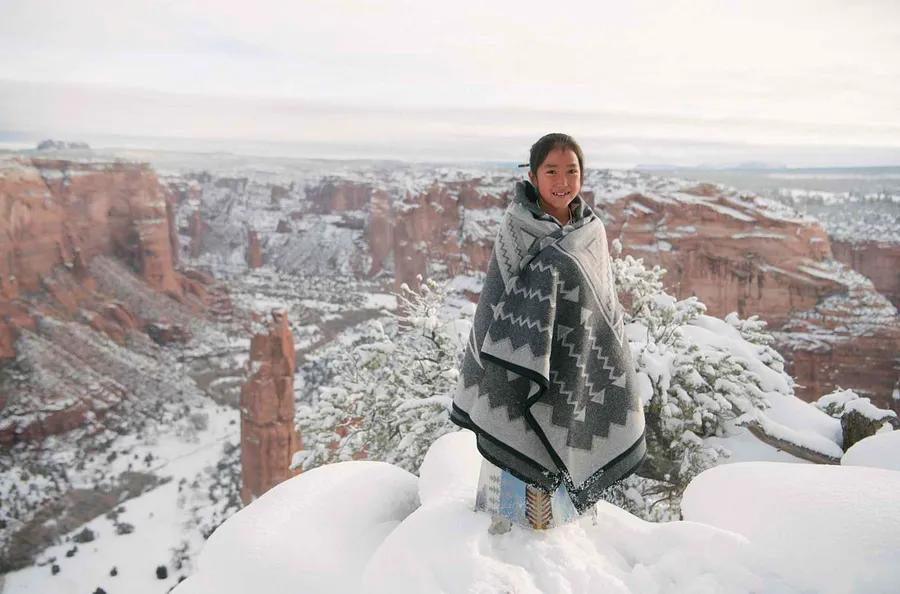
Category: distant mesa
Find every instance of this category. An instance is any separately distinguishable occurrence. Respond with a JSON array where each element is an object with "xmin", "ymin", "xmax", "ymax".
[
  {"xmin": 637, "ymin": 161, "xmax": 788, "ymax": 171},
  {"xmin": 36, "ymin": 139, "xmax": 91, "ymax": 151}
]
